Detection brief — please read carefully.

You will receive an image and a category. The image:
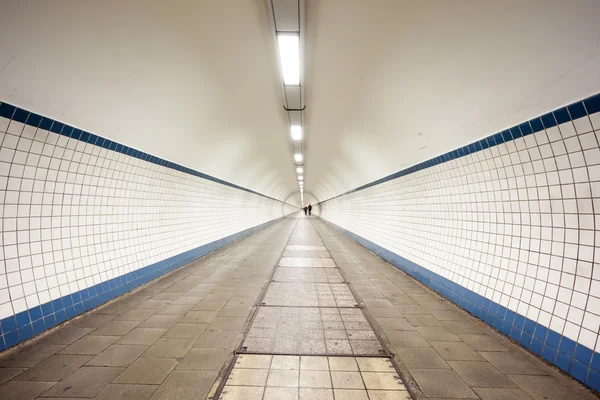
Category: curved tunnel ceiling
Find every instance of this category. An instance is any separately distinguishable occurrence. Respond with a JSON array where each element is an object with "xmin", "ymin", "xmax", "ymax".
[
  {"xmin": 2, "ymin": 1, "xmax": 600, "ymax": 205},
  {"xmin": 304, "ymin": 0, "xmax": 600, "ymax": 201},
  {"xmin": 0, "ymin": 0, "xmax": 300, "ymax": 204}
]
